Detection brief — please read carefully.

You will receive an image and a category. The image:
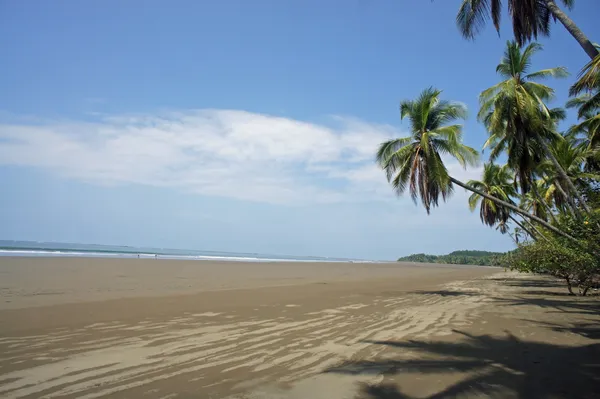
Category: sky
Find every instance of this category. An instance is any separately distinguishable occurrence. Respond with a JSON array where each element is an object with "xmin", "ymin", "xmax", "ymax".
[{"xmin": 0, "ymin": 0, "xmax": 598, "ymax": 260}]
